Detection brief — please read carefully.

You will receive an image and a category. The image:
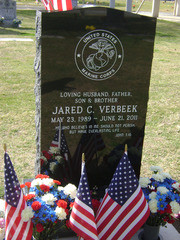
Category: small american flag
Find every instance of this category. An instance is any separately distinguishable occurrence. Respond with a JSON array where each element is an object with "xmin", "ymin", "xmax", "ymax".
[
  {"xmin": 50, "ymin": 125, "xmax": 72, "ymax": 178},
  {"xmin": 69, "ymin": 160, "xmax": 98, "ymax": 240},
  {"xmin": 42, "ymin": 0, "xmax": 72, "ymax": 12},
  {"xmin": 50, "ymin": 126, "xmax": 70, "ymax": 156},
  {"xmin": 4, "ymin": 152, "xmax": 33, "ymax": 240},
  {"xmin": 96, "ymin": 152, "xmax": 150, "ymax": 240}
]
